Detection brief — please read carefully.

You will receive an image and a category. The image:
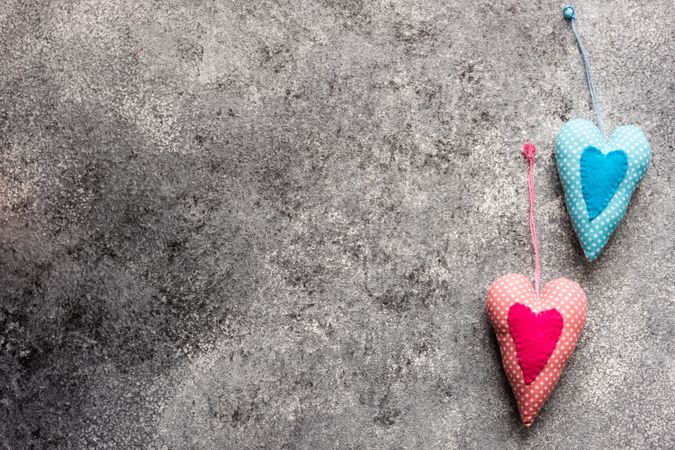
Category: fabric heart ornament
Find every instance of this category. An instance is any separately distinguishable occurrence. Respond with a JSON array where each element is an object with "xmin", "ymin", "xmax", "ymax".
[
  {"xmin": 557, "ymin": 7, "xmax": 651, "ymax": 261},
  {"xmin": 556, "ymin": 119, "xmax": 651, "ymax": 261},
  {"xmin": 487, "ymin": 273, "xmax": 587, "ymax": 426},
  {"xmin": 487, "ymin": 143, "xmax": 587, "ymax": 426}
]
